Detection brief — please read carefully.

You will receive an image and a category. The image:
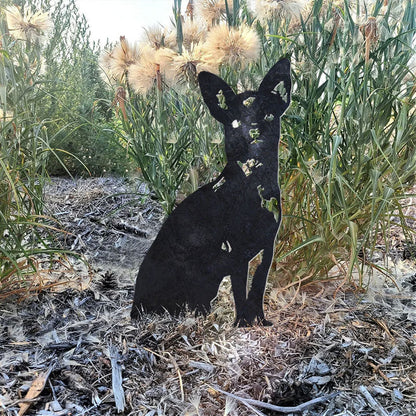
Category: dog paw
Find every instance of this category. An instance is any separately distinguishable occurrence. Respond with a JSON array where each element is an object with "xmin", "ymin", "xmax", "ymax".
[
  {"xmin": 258, "ymin": 317, "xmax": 273, "ymax": 326},
  {"xmin": 234, "ymin": 316, "xmax": 254, "ymax": 327},
  {"xmin": 234, "ymin": 314, "xmax": 273, "ymax": 327}
]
